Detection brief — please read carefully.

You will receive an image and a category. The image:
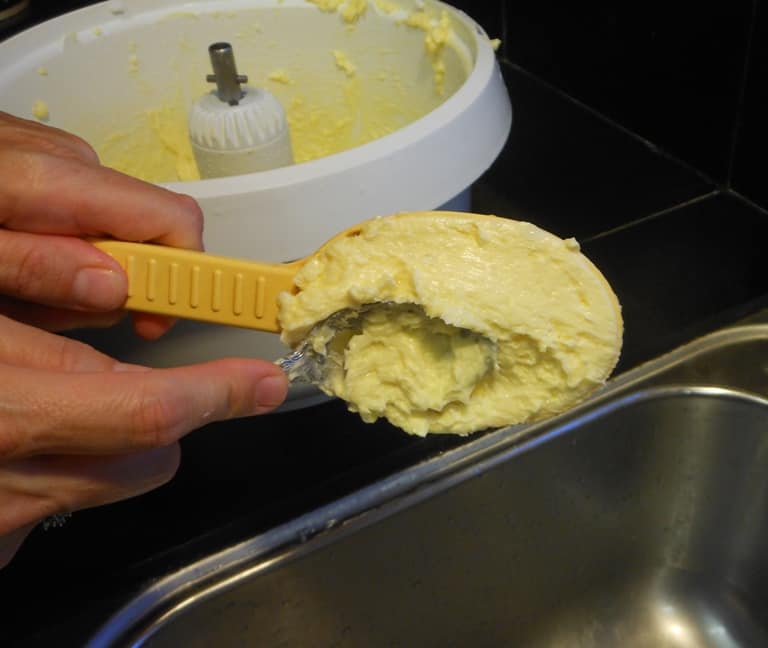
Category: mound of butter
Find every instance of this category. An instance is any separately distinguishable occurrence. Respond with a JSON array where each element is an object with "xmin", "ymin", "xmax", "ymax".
[{"xmin": 278, "ymin": 212, "xmax": 623, "ymax": 436}]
